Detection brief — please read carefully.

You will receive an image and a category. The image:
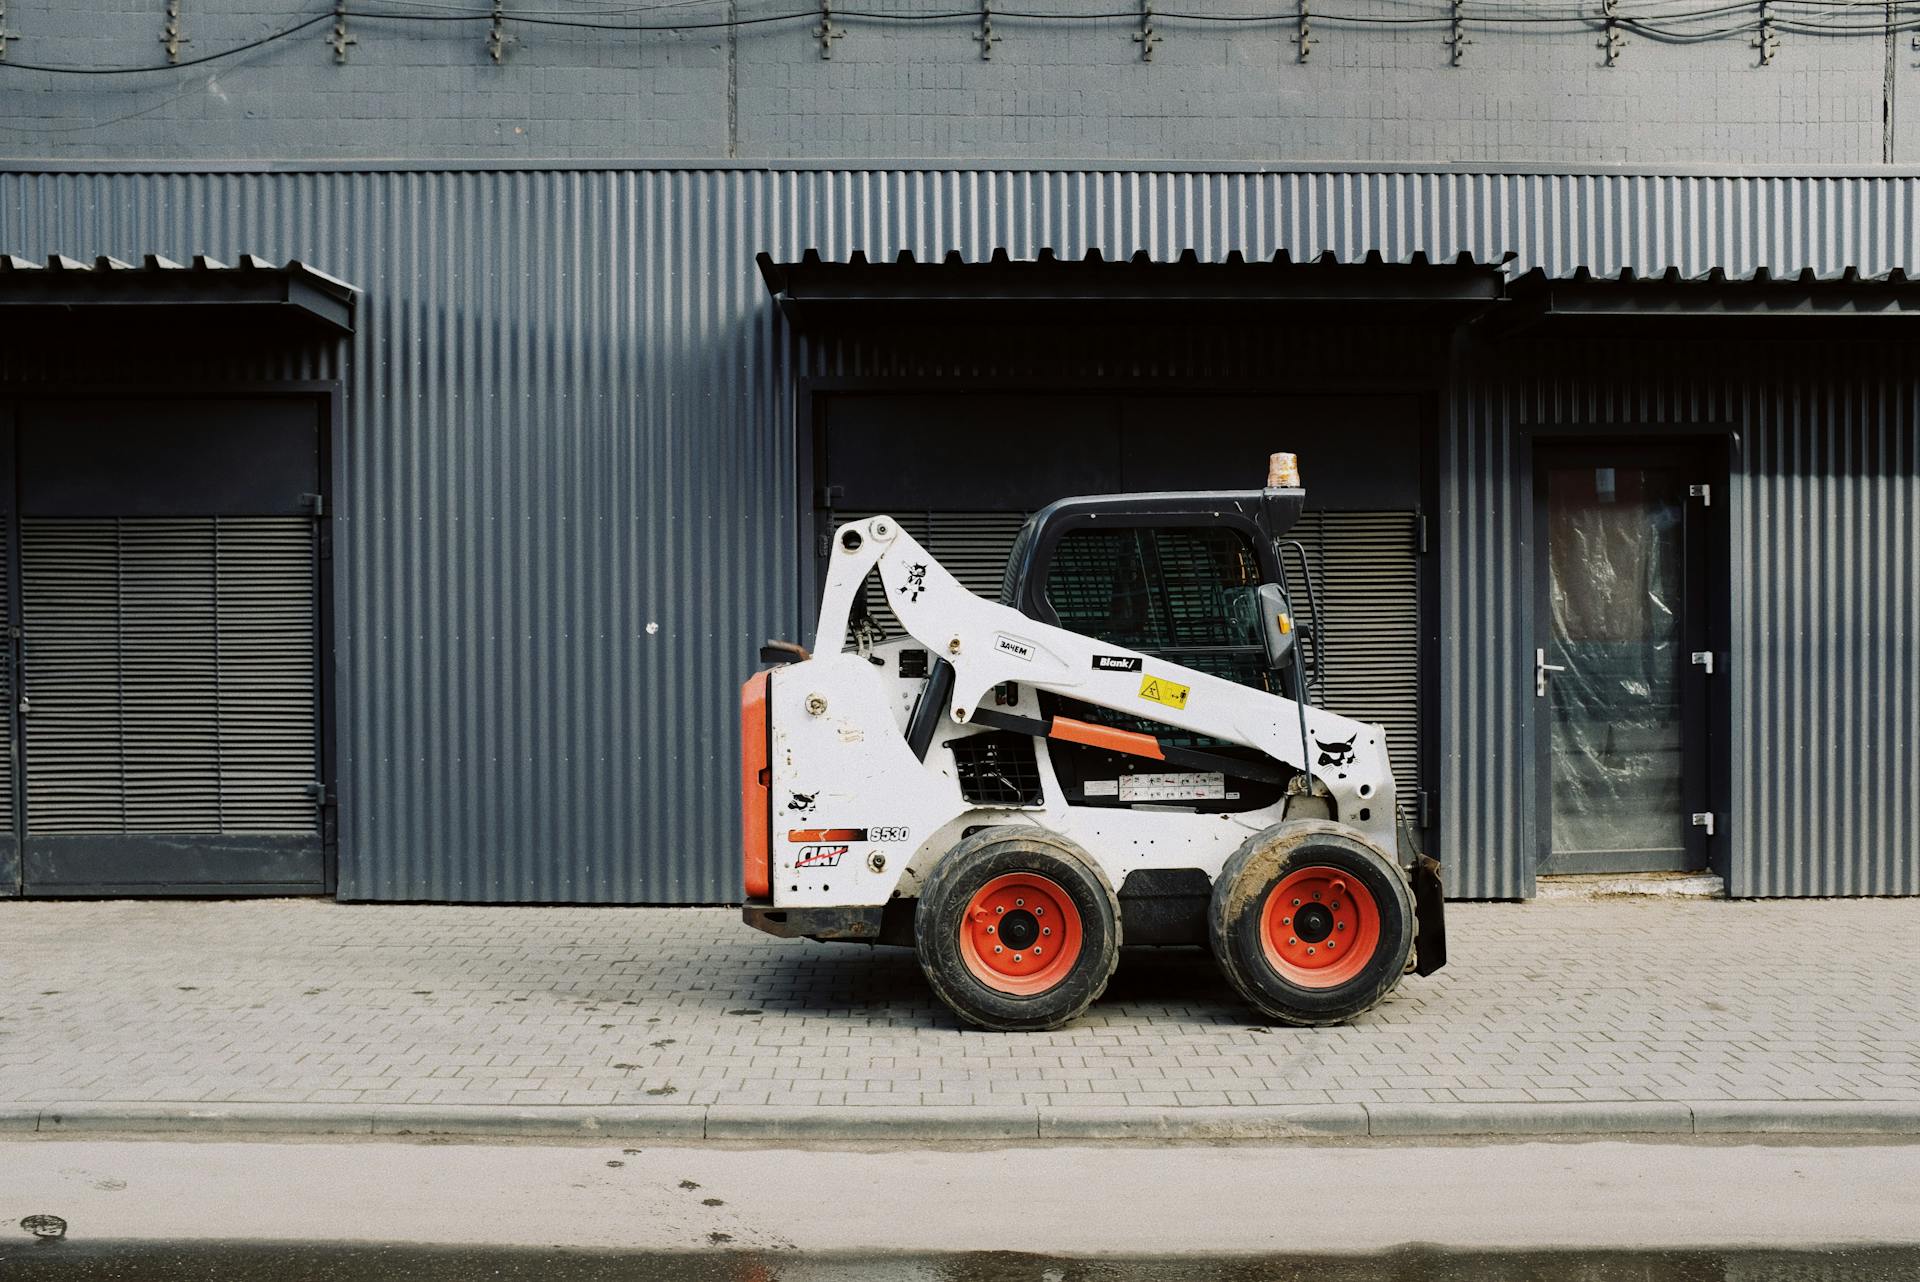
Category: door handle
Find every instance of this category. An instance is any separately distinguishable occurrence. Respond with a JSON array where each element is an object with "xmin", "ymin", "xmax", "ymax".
[{"xmin": 1534, "ymin": 647, "xmax": 1567, "ymax": 698}]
